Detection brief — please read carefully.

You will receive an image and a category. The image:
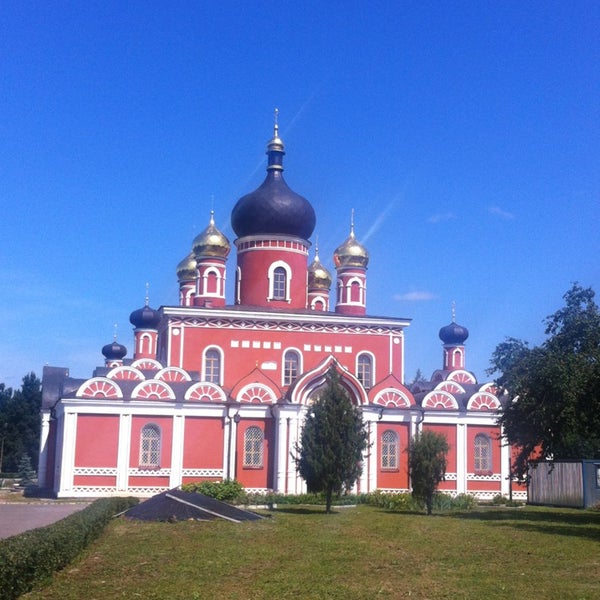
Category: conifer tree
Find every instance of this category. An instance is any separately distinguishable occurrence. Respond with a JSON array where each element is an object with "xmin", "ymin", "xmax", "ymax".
[
  {"xmin": 407, "ymin": 430, "xmax": 449, "ymax": 515},
  {"xmin": 295, "ymin": 367, "xmax": 369, "ymax": 513}
]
